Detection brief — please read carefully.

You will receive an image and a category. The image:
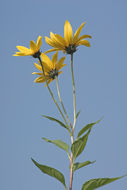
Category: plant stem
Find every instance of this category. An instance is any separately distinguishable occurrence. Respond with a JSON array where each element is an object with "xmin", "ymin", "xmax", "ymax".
[
  {"xmin": 69, "ymin": 53, "xmax": 76, "ymax": 190},
  {"xmin": 56, "ymin": 76, "xmax": 72, "ymax": 129},
  {"xmin": 71, "ymin": 53, "xmax": 76, "ymax": 130},
  {"xmin": 38, "ymin": 56, "xmax": 69, "ymax": 129},
  {"xmin": 69, "ymin": 132, "xmax": 74, "ymax": 190}
]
